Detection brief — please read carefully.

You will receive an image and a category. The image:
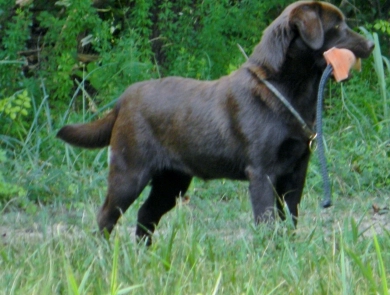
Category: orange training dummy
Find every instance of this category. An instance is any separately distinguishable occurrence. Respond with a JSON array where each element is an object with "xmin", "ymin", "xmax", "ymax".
[{"xmin": 323, "ymin": 47, "xmax": 361, "ymax": 82}]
